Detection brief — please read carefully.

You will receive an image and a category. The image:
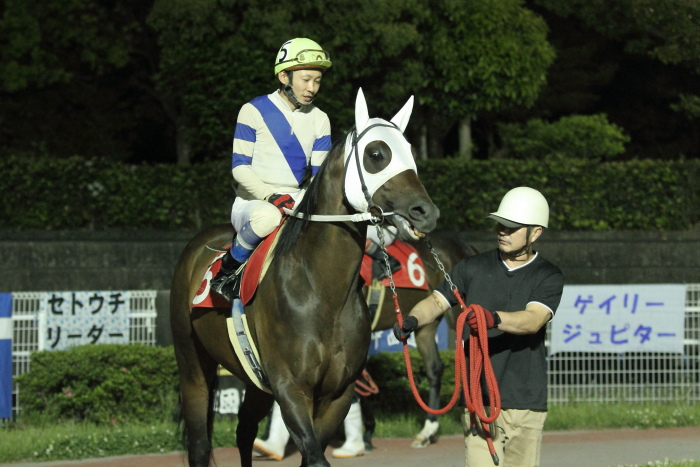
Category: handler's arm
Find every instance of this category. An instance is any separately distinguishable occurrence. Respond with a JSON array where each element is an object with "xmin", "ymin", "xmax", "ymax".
[
  {"xmin": 408, "ymin": 291, "xmax": 452, "ymax": 328},
  {"xmin": 495, "ymin": 302, "xmax": 552, "ymax": 335}
]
